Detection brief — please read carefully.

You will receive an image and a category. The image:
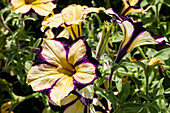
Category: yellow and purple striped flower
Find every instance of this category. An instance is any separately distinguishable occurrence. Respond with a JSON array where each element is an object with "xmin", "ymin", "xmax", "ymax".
[
  {"xmin": 11, "ymin": 0, "xmax": 56, "ymax": 16},
  {"xmin": 26, "ymin": 36, "xmax": 100, "ymax": 106},
  {"xmin": 114, "ymin": 17, "xmax": 157, "ymax": 64}
]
